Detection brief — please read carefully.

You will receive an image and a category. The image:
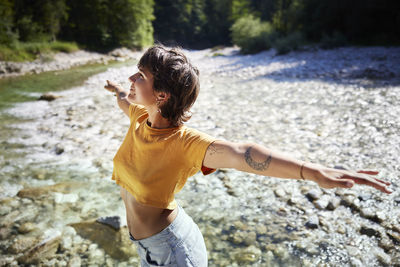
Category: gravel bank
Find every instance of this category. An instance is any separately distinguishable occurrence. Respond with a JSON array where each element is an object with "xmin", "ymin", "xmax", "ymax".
[{"xmin": 0, "ymin": 47, "xmax": 143, "ymax": 79}]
